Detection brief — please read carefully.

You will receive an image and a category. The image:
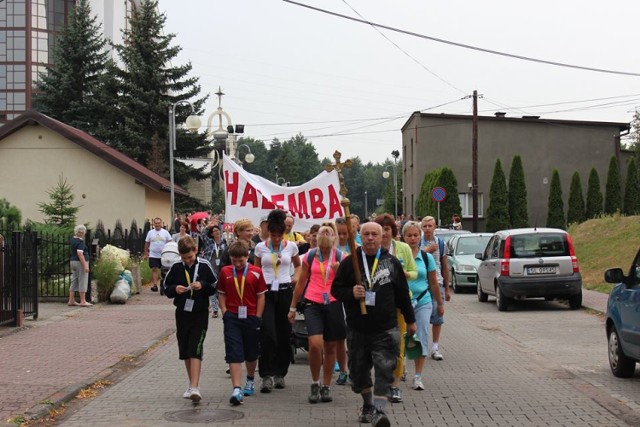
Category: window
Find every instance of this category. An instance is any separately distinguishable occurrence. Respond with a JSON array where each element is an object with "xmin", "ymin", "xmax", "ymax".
[{"xmin": 459, "ymin": 192, "xmax": 484, "ymax": 218}]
